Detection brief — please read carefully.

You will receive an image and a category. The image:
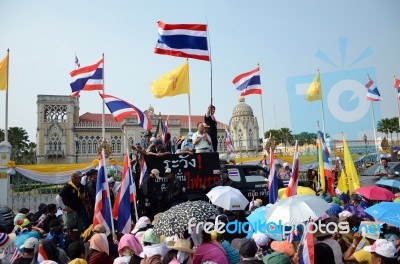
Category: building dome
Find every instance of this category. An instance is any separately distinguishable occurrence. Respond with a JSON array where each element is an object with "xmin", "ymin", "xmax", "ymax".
[{"xmin": 232, "ymin": 96, "xmax": 254, "ymax": 117}]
